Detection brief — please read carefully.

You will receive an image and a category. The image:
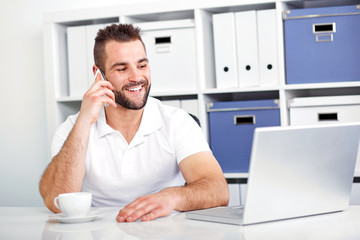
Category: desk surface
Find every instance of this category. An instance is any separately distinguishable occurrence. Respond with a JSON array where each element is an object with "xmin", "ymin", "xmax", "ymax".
[{"xmin": 1, "ymin": 206, "xmax": 360, "ymax": 240}]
